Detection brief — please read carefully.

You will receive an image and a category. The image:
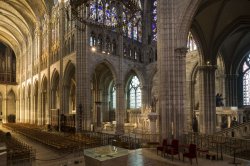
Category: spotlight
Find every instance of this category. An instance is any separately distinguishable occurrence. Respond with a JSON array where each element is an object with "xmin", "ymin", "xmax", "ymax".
[{"xmin": 91, "ymin": 47, "xmax": 96, "ymax": 52}]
